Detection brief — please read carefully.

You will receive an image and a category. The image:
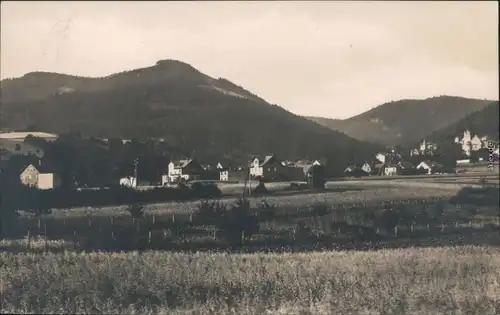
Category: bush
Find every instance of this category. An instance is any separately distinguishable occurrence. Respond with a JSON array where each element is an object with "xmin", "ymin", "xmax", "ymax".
[
  {"xmin": 219, "ymin": 198, "xmax": 259, "ymax": 245},
  {"xmin": 127, "ymin": 203, "xmax": 145, "ymax": 218},
  {"xmin": 252, "ymin": 181, "xmax": 270, "ymax": 195},
  {"xmin": 191, "ymin": 182, "xmax": 222, "ymax": 199},
  {"xmin": 195, "ymin": 200, "xmax": 227, "ymax": 224}
]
